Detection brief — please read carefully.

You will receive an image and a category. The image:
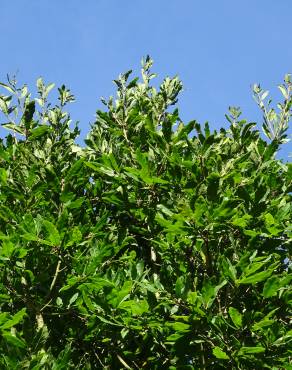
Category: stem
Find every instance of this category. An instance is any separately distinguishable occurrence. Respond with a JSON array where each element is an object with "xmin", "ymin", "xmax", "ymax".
[
  {"xmin": 117, "ymin": 354, "xmax": 132, "ymax": 369},
  {"xmin": 49, "ymin": 258, "xmax": 61, "ymax": 292},
  {"xmin": 200, "ymin": 342, "xmax": 206, "ymax": 370}
]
